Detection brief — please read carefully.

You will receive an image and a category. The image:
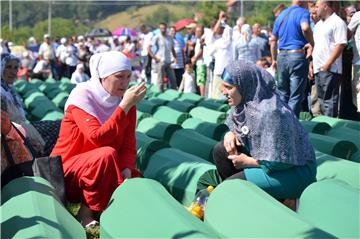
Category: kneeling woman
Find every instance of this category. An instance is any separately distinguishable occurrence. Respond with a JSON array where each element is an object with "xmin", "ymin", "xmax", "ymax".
[
  {"xmin": 51, "ymin": 51, "xmax": 146, "ymax": 227},
  {"xmin": 214, "ymin": 60, "xmax": 316, "ymax": 200}
]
